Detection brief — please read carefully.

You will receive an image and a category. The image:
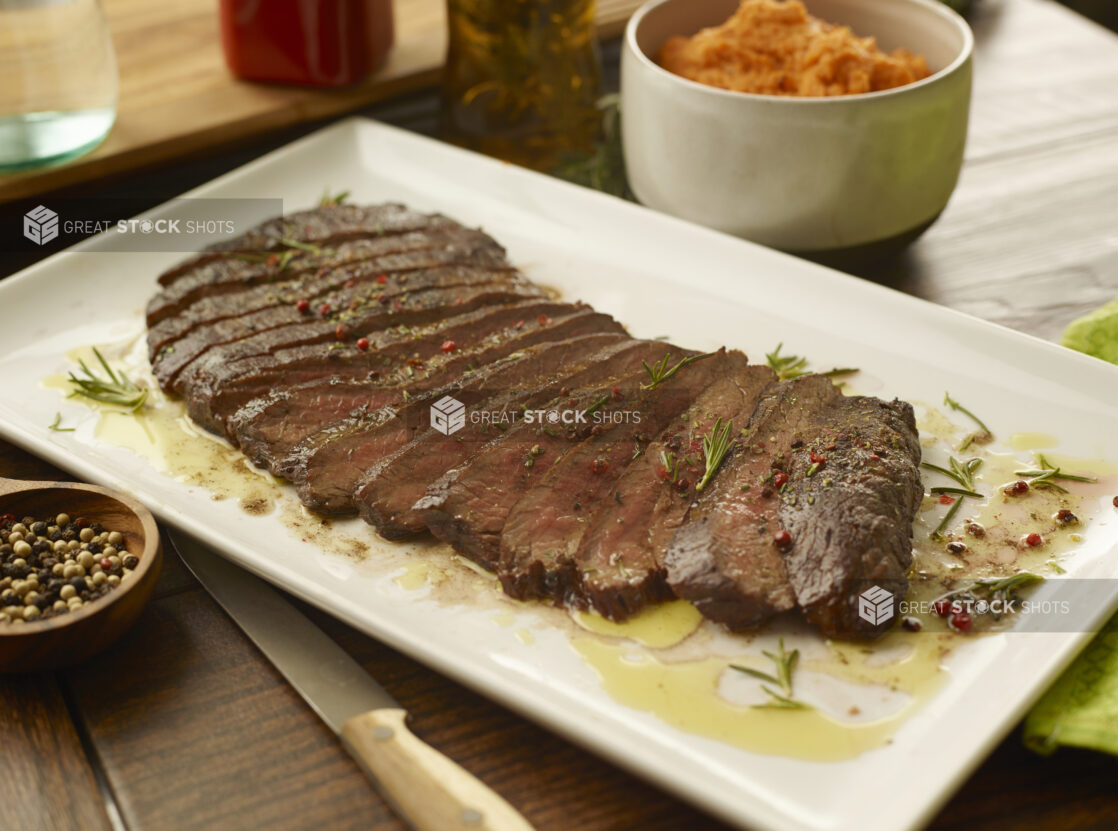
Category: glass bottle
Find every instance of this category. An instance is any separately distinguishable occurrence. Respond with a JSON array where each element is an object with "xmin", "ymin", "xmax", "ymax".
[
  {"xmin": 441, "ymin": 0, "xmax": 603, "ymax": 171},
  {"xmin": 0, "ymin": 0, "xmax": 118, "ymax": 172}
]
